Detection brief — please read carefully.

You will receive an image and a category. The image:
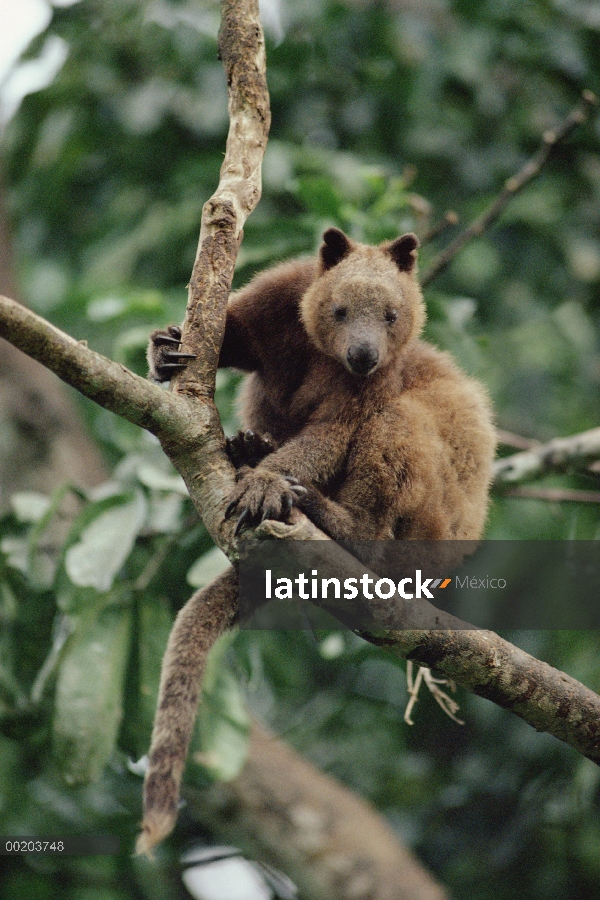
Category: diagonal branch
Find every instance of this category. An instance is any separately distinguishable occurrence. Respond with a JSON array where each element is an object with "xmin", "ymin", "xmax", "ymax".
[
  {"xmin": 0, "ymin": 295, "xmax": 192, "ymax": 439},
  {"xmin": 195, "ymin": 724, "xmax": 452, "ymax": 900},
  {"xmin": 259, "ymin": 518, "xmax": 600, "ymax": 767},
  {"xmin": 366, "ymin": 626, "xmax": 600, "ymax": 762},
  {"xmin": 421, "ymin": 90, "xmax": 597, "ymax": 287}
]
